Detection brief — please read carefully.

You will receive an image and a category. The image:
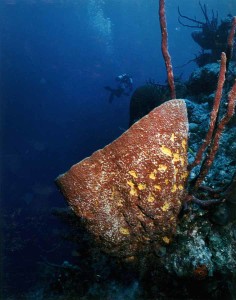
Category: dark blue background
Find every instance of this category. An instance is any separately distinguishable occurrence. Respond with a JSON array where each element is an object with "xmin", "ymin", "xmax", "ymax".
[{"xmin": 1, "ymin": 0, "xmax": 235, "ymax": 296}]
